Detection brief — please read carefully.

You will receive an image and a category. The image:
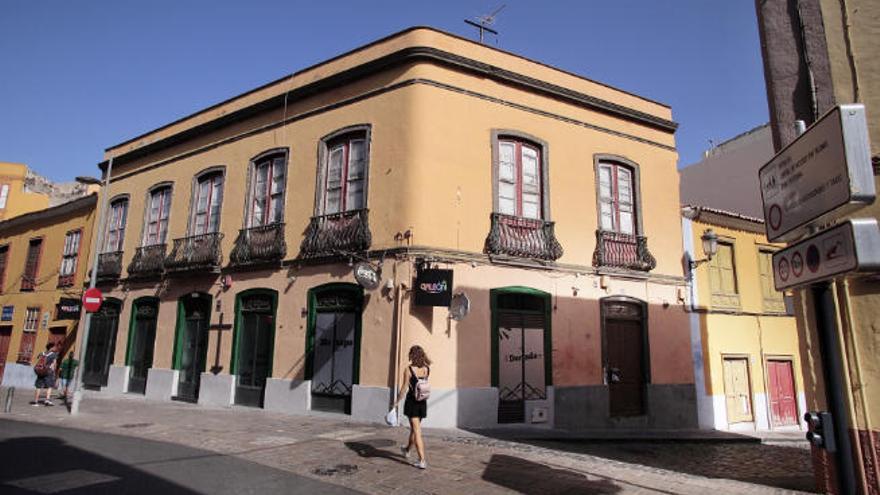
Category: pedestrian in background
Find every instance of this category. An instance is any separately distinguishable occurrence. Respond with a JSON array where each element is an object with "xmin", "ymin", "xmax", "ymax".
[
  {"xmin": 31, "ymin": 342, "xmax": 58, "ymax": 406},
  {"xmin": 394, "ymin": 345, "xmax": 431, "ymax": 469},
  {"xmin": 58, "ymin": 350, "xmax": 78, "ymax": 400}
]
